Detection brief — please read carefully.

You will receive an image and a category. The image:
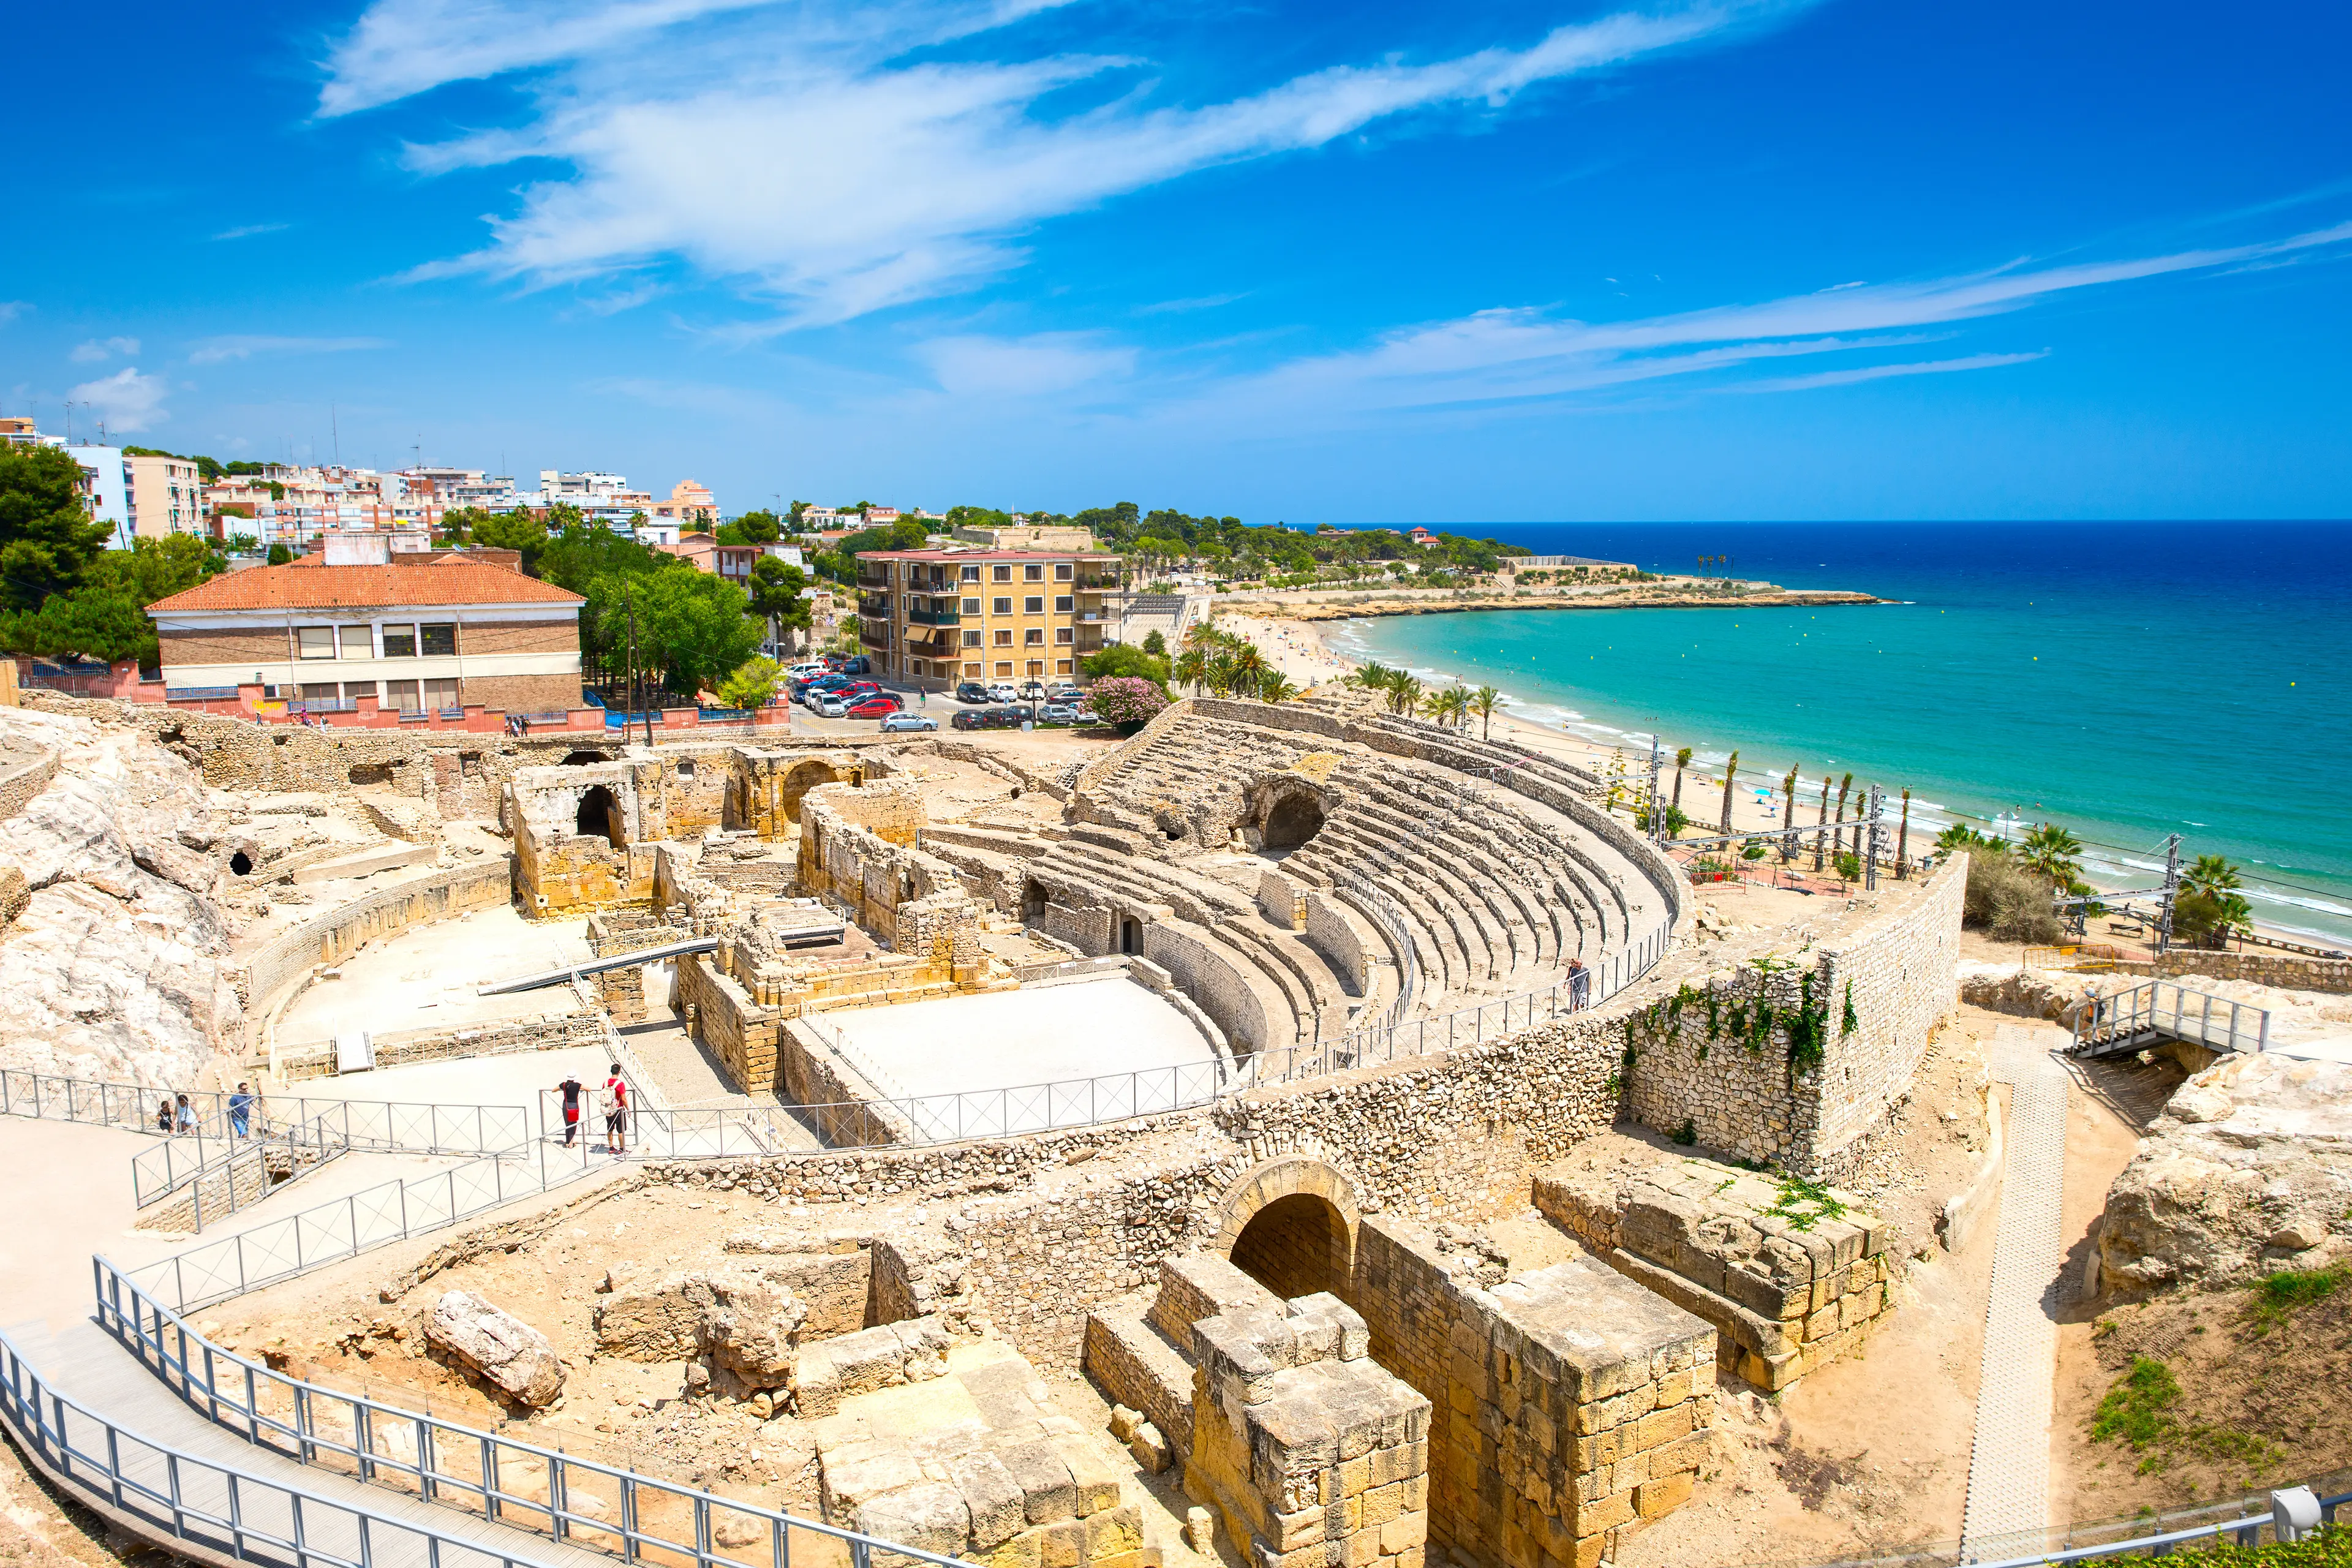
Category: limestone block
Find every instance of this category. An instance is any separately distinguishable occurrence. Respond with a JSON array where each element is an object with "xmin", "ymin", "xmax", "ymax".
[
  {"xmin": 952, "ymin": 1452, "xmax": 1030, "ymax": 1553},
  {"xmin": 1000, "ymin": 1439, "xmax": 1077, "ymax": 1524},
  {"xmin": 424, "ymin": 1291, "xmax": 565, "ymax": 1408},
  {"xmin": 1128, "ymin": 1422, "xmax": 1171, "ymax": 1473},
  {"xmin": 1084, "ymin": 1504, "xmax": 1144, "ymax": 1562},
  {"xmin": 857, "ymin": 1480, "xmax": 972, "ymax": 1561},
  {"xmin": 1054, "ymin": 1437, "xmax": 1123, "ymax": 1516}
]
